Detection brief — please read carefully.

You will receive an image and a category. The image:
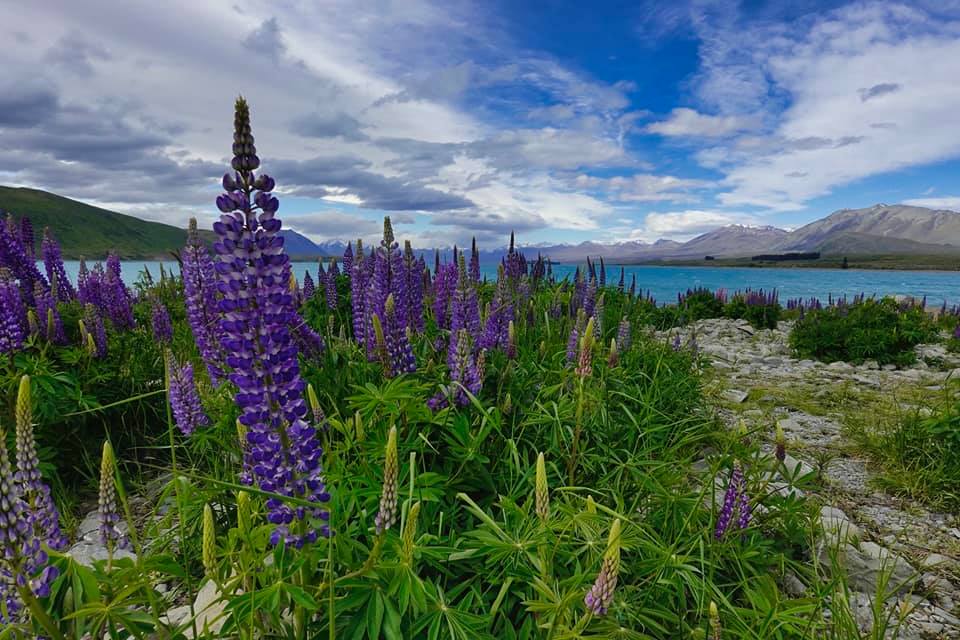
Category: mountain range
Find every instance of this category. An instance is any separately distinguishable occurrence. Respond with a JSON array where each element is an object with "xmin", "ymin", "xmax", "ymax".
[{"xmin": 2, "ymin": 186, "xmax": 960, "ymax": 262}]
